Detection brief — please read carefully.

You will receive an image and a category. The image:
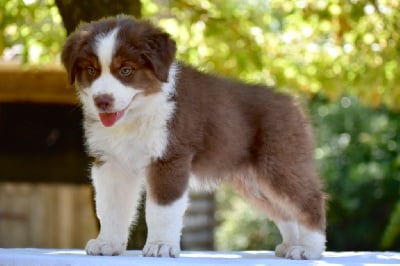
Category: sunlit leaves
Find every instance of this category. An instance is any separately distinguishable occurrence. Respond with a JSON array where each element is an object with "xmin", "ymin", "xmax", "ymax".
[
  {"xmin": 0, "ymin": 0, "xmax": 64, "ymax": 64},
  {"xmin": 142, "ymin": 0, "xmax": 400, "ymax": 109}
]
